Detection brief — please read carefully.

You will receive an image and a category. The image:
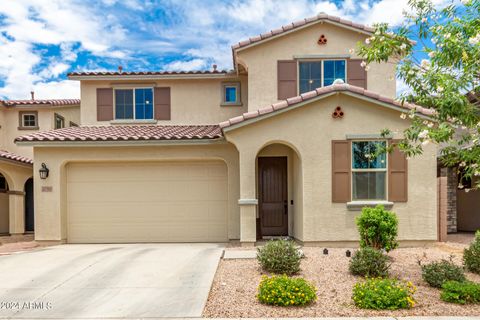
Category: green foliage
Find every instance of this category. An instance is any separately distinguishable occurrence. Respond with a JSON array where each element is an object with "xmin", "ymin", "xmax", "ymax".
[
  {"xmin": 356, "ymin": 0, "xmax": 480, "ymax": 185},
  {"xmin": 464, "ymin": 230, "xmax": 480, "ymax": 274},
  {"xmin": 356, "ymin": 205, "xmax": 399, "ymax": 252},
  {"xmin": 256, "ymin": 239, "xmax": 302, "ymax": 275},
  {"xmin": 441, "ymin": 281, "xmax": 480, "ymax": 304},
  {"xmin": 421, "ymin": 258, "xmax": 466, "ymax": 288},
  {"xmin": 352, "ymin": 278, "xmax": 417, "ymax": 310},
  {"xmin": 349, "ymin": 247, "xmax": 391, "ymax": 277},
  {"xmin": 257, "ymin": 275, "xmax": 317, "ymax": 307}
]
